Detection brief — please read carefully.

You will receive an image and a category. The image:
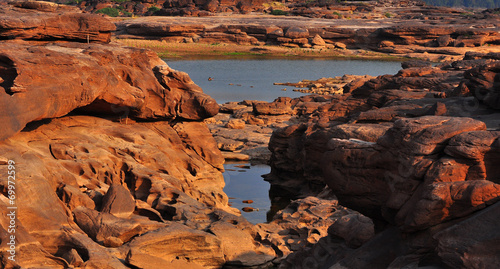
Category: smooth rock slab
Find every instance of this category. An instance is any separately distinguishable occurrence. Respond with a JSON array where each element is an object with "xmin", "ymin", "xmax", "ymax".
[
  {"xmin": 123, "ymin": 223, "xmax": 225, "ymax": 269},
  {"xmin": 435, "ymin": 201, "xmax": 500, "ymax": 269}
]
